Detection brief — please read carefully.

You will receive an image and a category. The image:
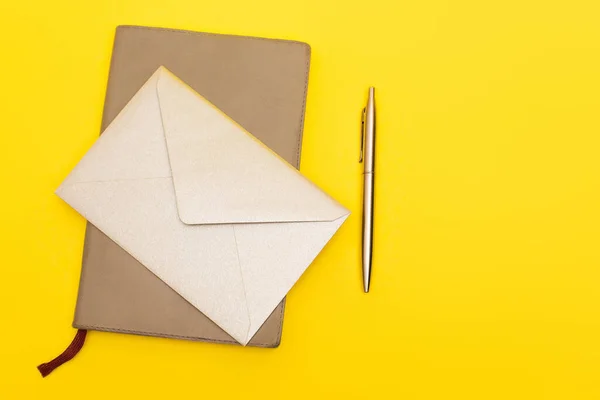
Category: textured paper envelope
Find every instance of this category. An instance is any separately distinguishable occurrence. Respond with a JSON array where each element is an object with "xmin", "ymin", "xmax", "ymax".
[{"xmin": 58, "ymin": 67, "xmax": 350, "ymax": 344}]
